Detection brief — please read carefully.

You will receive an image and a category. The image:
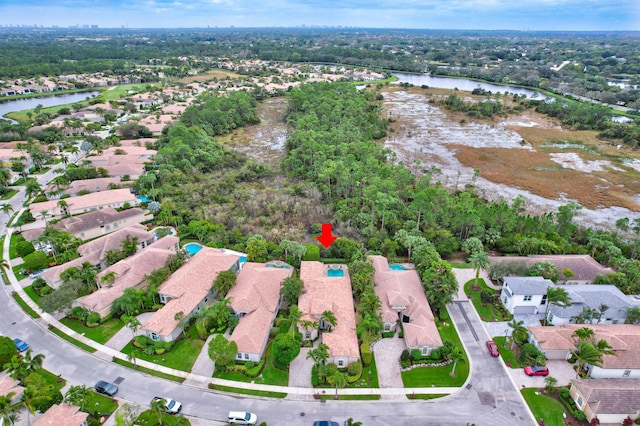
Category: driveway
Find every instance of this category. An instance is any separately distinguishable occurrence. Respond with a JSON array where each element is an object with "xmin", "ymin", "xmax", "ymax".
[
  {"xmin": 372, "ymin": 336, "xmax": 405, "ymax": 390},
  {"xmin": 288, "ymin": 345, "xmax": 313, "ymax": 388},
  {"xmin": 104, "ymin": 312, "xmax": 154, "ymax": 351},
  {"xmin": 508, "ymin": 359, "xmax": 577, "ymax": 389}
]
